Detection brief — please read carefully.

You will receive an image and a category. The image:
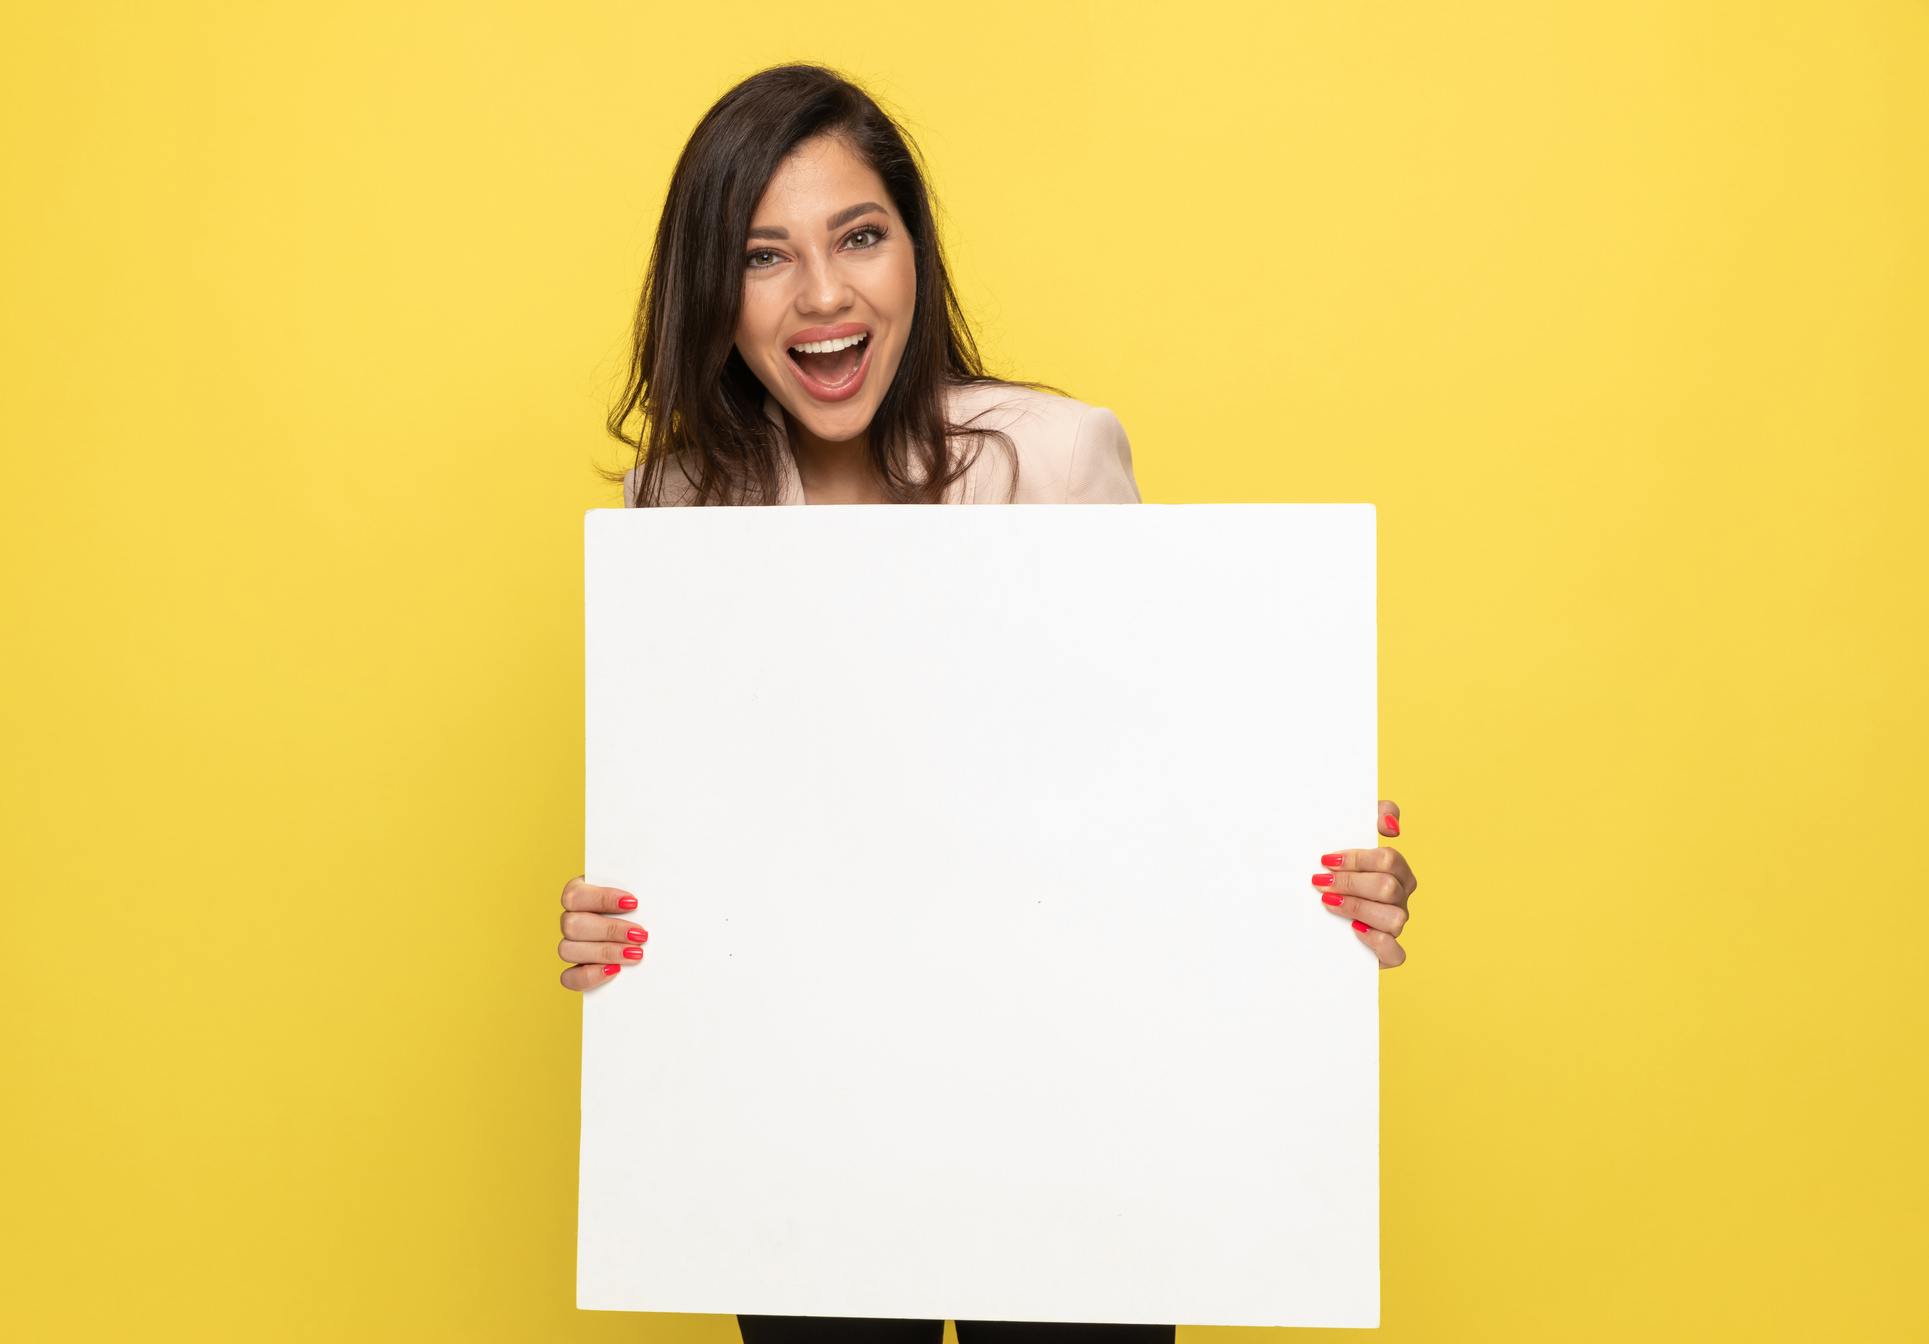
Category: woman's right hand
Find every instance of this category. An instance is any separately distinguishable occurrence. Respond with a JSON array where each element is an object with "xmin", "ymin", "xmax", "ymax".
[{"xmin": 558, "ymin": 875, "xmax": 648, "ymax": 991}]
